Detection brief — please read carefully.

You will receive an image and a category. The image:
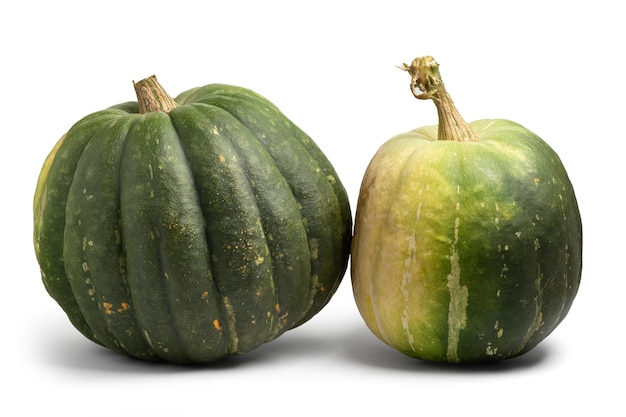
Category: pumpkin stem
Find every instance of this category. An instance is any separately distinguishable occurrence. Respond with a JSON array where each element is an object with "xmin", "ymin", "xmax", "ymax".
[
  {"xmin": 399, "ymin": 56, "xmax": 478, "ymax": 142},
  {"xmin": 133, "ymin": 75, "xmax": 178, "ymax": 114}
]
